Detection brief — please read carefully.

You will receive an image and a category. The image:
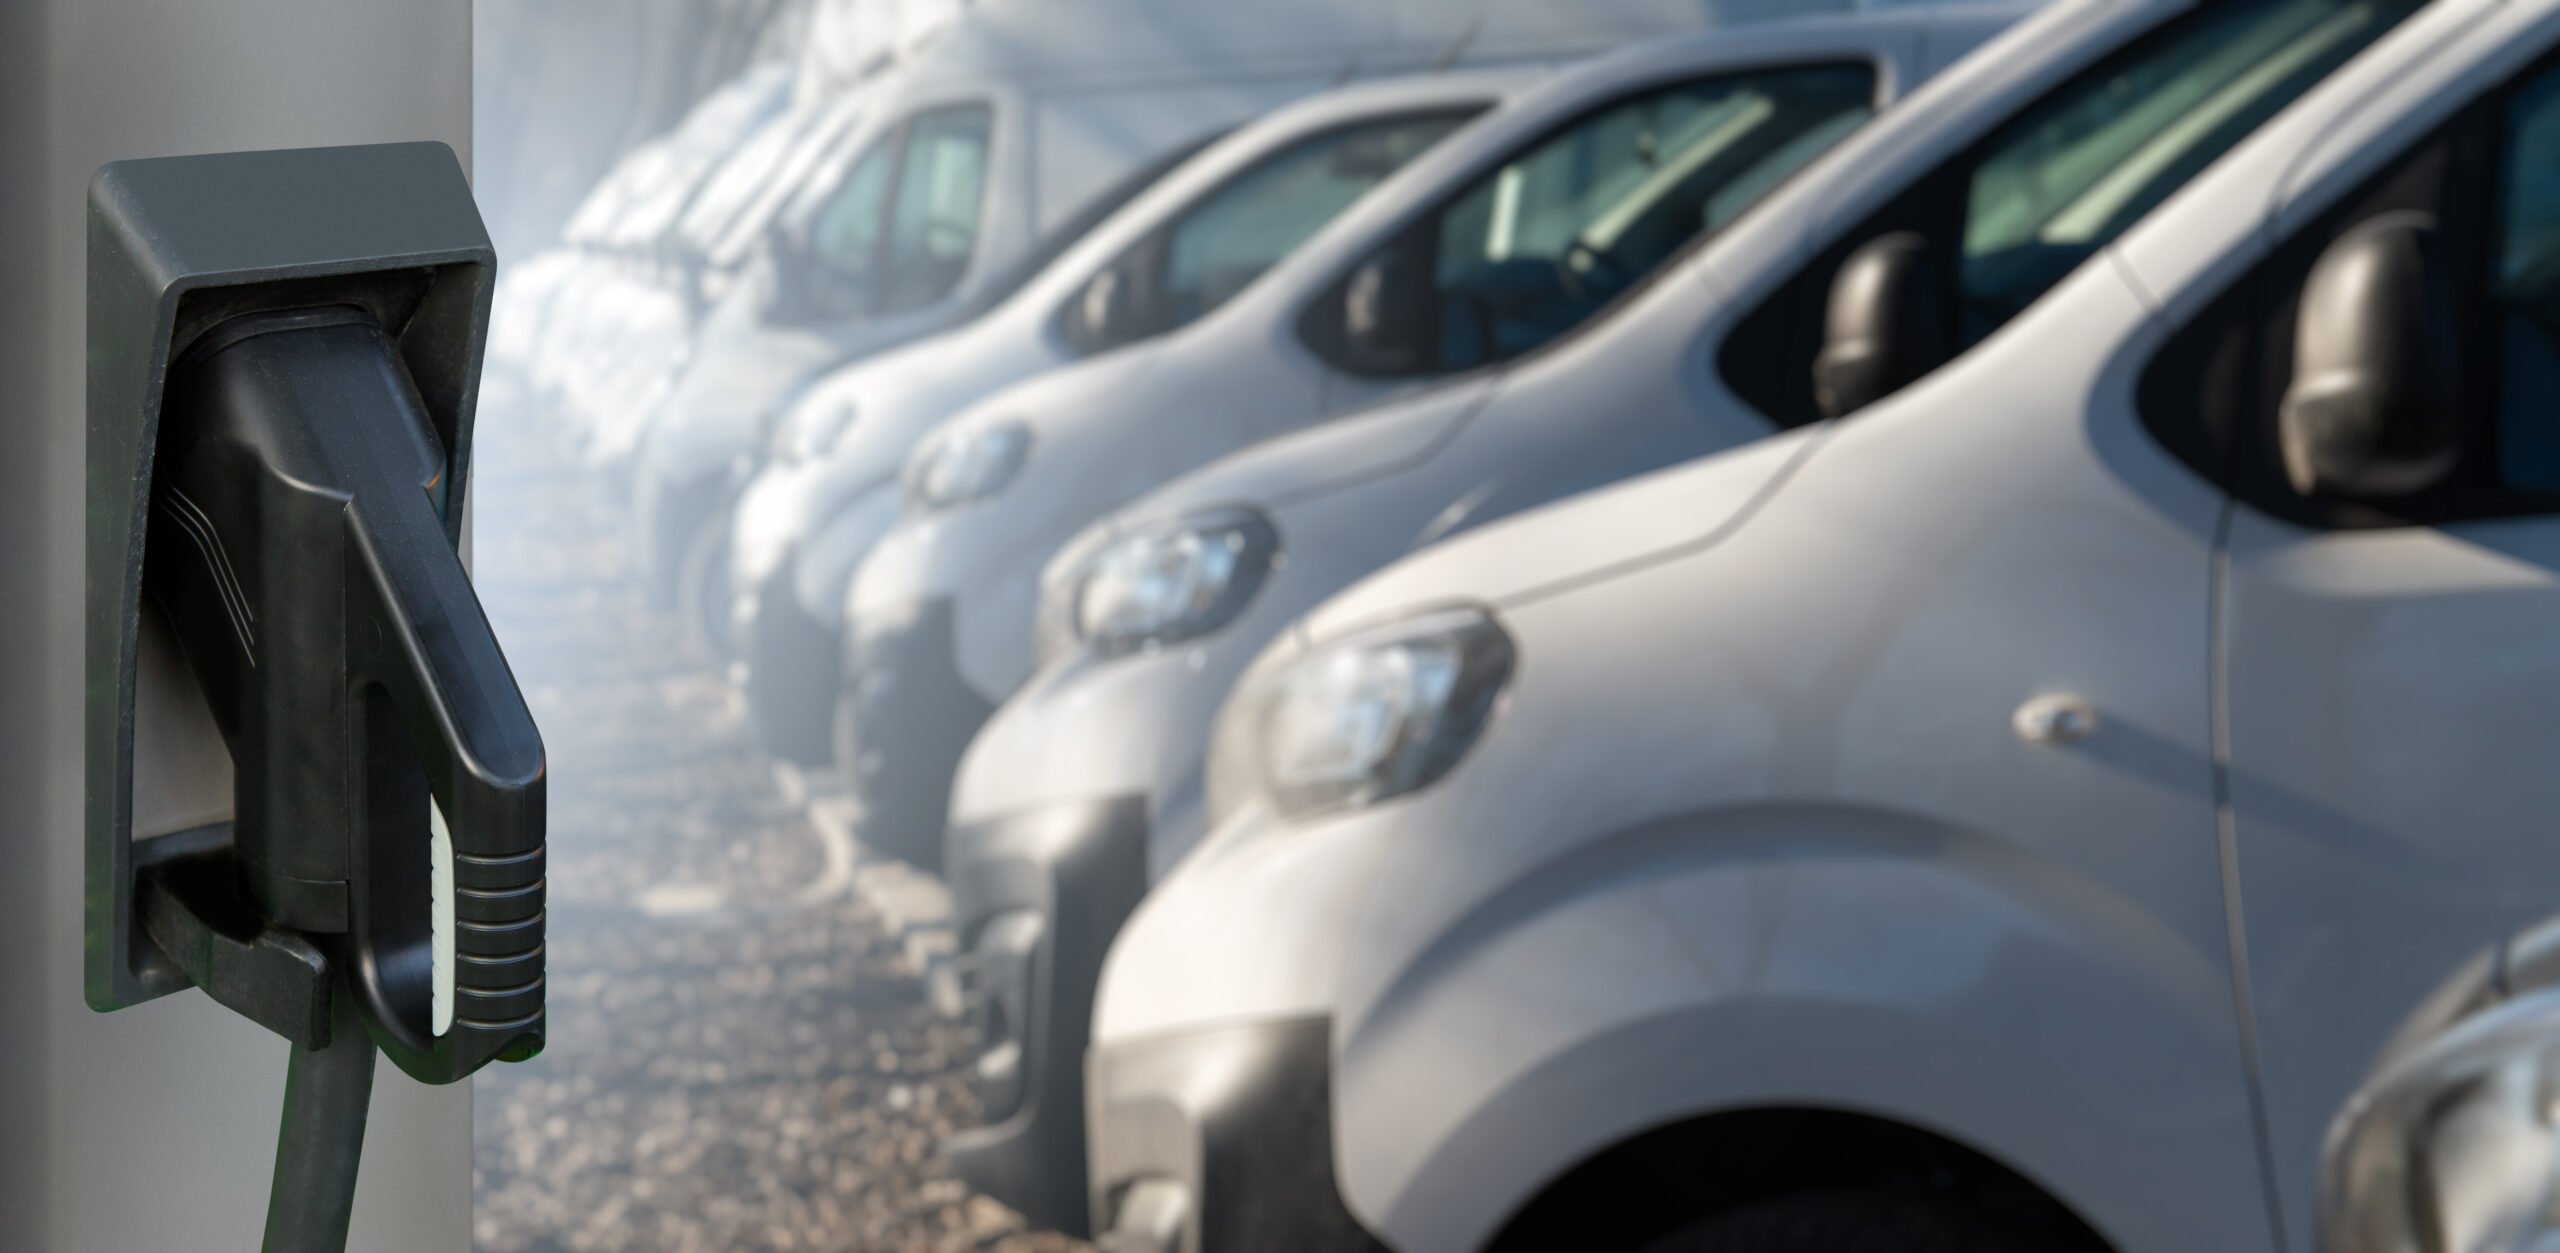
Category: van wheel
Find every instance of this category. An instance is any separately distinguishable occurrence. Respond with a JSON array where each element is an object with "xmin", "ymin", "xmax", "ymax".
[
  {"xmin": 675, "ymin": 515, "xmax": 735, "ymax": 659},
  {"xmin": 1642, "ymin": 1188, "xmax": 2065, "ymax": 1253}
]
